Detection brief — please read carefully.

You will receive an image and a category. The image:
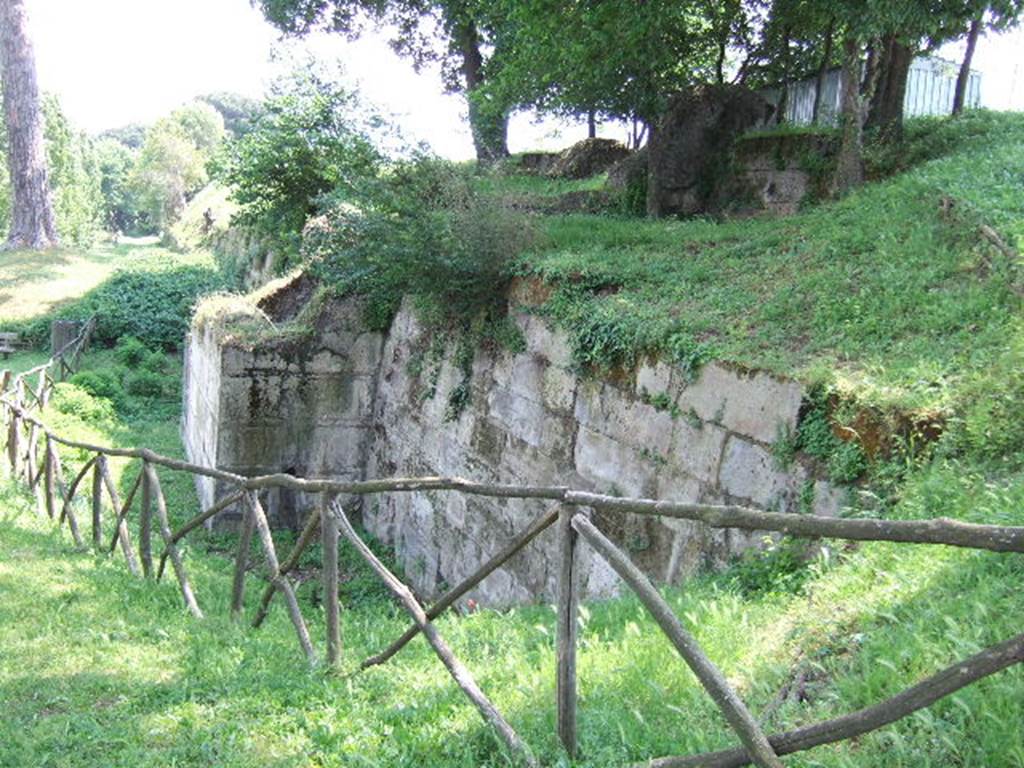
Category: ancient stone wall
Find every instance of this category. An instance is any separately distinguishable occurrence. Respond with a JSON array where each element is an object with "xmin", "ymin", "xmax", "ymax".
[
  {"xmin": 732, "ymin": 133, "xmax": 836, "ymax": 216},
  {"xmin": 184, "ymin": 291, "xmax": 845, "ymax": 606}
]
